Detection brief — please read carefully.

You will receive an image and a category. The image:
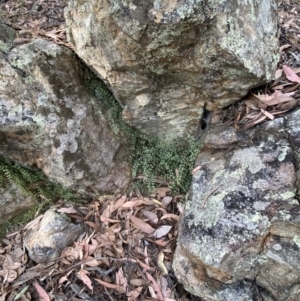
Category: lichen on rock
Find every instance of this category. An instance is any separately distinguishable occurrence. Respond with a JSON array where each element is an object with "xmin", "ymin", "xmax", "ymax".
[
  {"xmin": 173, "ymin": 109, "xmax": 300, "ymax": 301},
  {"xmin": 65, "ymin": 0, "xmax": 279, "ymax": 141}
]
